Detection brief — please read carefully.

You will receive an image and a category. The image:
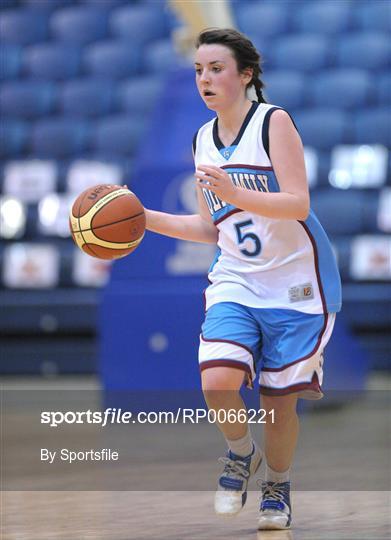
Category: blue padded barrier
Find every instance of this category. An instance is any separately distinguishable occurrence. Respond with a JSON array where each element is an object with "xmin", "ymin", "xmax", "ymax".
[
  {"xmin": 0, "ymin": 44, "xmax": 22, "ymax": 80},
  {"xmin": 263, "ymin": 71, "xmax": 308, "ymax": 110},
  {"xmin": 292, "ymin": 1, "xmax": 353, "ymax": 34},
  {"xmin": 311, "ymin": 69, "xmax": 374, "ymax": 109},
  {"xmin": 271, "ymin": 35, "xmax": 331, "ymax": 72},
  {"xmin": 294, "ymin": 109, "xmax": 350, "ymax": 150},
  {"xmin": 110, "ymin": 4, "xmax": 169, "ymax": 45},
  {"xmin": 0, "ymin": 288, "xmax": 99, "ymax": 333},
  {"xmin": 0, "ymin": 8, "xmax": 48, "ymax": 45},
  {"xmin": 84, "ymin": 40, "xmax": 140, "ymax": 79},
  {"xmin": 336, "ymin": 32, "xmax": 390, "ymax": 70},
  {"xmin": 92, "ymin": 115, "xmax": 146, "ymax": 157},
  {"xmin": 353, "ymin": 108, "xmax": 391, "ymax": 146},
  {"xmin": 235, "ymin": 3, "xmax": 289, "ymax": 38},
  {"xmin": 24, "ymin": 43, "xmax": 82, "ymax": 79},
  {"xmin": 118, "ymin": 76, "xmax": 164, "ymax": 115},
  {"xmin": 0, "ymin": 119, "xmax": 28, "ymax": 158},
  {"xmin": 60, "ymin": 79, "xmax": 114, "ymax": 117},
  {"xmin": 0, "ymin": 80, "xmax": 56, "ymax": 118},
  {"xmin": 50, "ymin": 6, "xmax": 108, "ymax": 45},
  {"xmin": 100, "ymin": 279, "xmax": 206, "ymax": 391},
  {"xmin": 31, "ymin": 118, "xmax": 91, "ymax": 158}
]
